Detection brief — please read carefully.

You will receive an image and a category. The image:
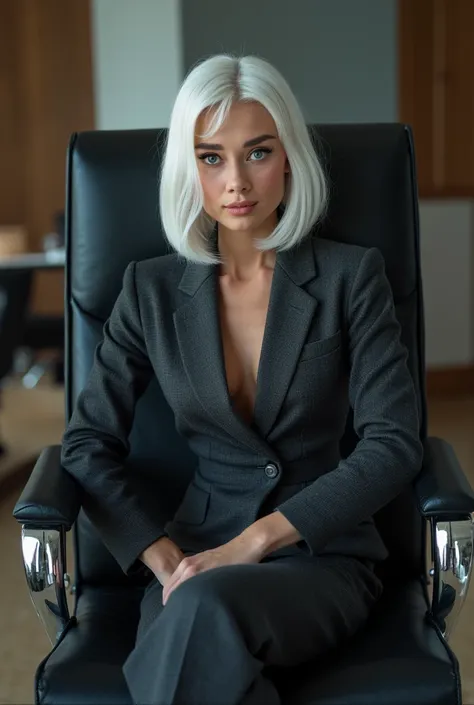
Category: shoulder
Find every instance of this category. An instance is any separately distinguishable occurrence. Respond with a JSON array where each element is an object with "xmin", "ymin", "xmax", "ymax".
[
  {"xmin": 311, "ymin": 235, "xmax": 381, "ymax": 268},
  {"xmin": 134, "ymin": 251, "xmax": 186, "ymax": 279},
  {"xmin": 130, "ymin": 251, "xmax": 187, "ymax": 296},
  {"xmin": 307, "ymin": 238, "xmax": 389, "ymax": 319},
  {"xmin": 126, "ymin": 251, "xmax": 197, "ymax": 317},
  {"xmin": 311, "ymin": 236, "xmax": 385, "ymax": 286}
]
